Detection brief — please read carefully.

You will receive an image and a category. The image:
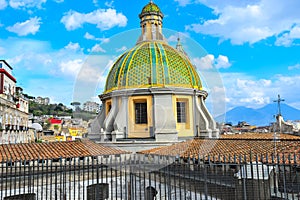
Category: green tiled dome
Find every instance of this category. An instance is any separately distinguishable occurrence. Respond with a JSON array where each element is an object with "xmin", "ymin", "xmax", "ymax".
[
  {"xmin": 141, "ymin": 2, "xmax": 161, "ymax": 13},
  {"xmin": 104, "ymin": 41, "xmax": 202, "ymax": 93}
]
